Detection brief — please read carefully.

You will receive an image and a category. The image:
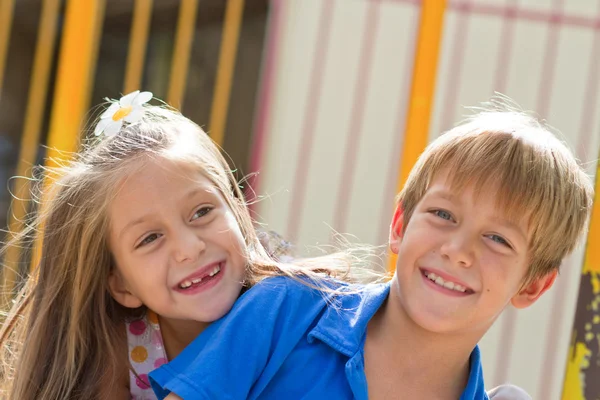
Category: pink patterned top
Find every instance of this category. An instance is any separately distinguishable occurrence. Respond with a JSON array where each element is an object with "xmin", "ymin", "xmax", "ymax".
[{"xmin": 126, "ymin": 311, "xmax": 167, "ymax": 400}]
